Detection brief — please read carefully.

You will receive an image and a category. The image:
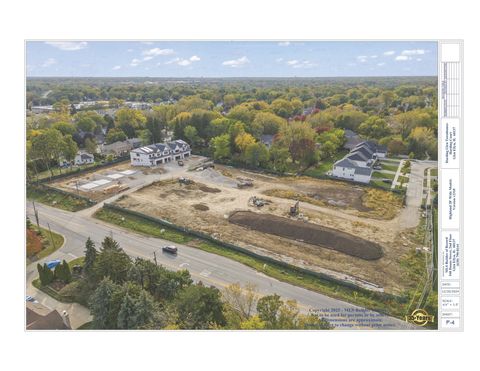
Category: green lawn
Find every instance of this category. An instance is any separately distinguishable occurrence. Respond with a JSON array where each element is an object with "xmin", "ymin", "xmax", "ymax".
[
  {"xmin": 31, "ymin": 162, "xmax": 100, "ymax": 181},
  {"xmin": 398, "ymin": 175, "xmax": 409, "ymax": 184},
  {"xmin": 370, "ymin": 179, "xmax": 392, "ymax": 190},
  {"xmin": 372, "ymin": 171, "xmax": 395, "ymax": 180},
  {"xmin": 35, "ymin": 227, "xmax": 64, "ymax": 260},
  {"xmin": 93, "ymin": 206, "xmax": 417, "ymax": 320},
  {"xmin": 27, "ymin": 225, "xmax": 64, "ymax": 265},
  {"xmin": 304, "ymin": 150, "xmax": 349, "ymax": 177},
  {"xmin": 27, "ymin": 185, "xmax": 95, "ymax": 212},
  {"xmin": 430, "ymin": 168, "xmax": 438, "ymax": 177},
  {"xmin": 380, "ymin": 162, "xmax": 399, "ymax": 172}
]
